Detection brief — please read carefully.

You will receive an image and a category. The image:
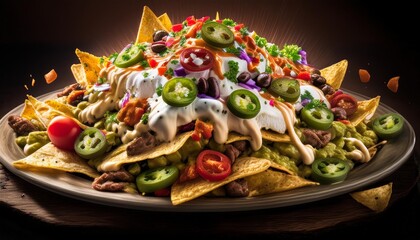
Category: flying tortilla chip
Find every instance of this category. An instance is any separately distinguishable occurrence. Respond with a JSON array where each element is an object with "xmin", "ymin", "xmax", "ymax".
[
  {"xmin": 13, "ymin": 142, "xmax": 99, "ymax": 178},
  {"xmin": 98, "ymin": 131, "xmax": 194, "ymax": 172},
  {"xmin": 349, "ymin": 96, "xmax": 381, "ymax": 126},
  {"xmin": 350, "ymin": 182, "xmax": 393, "ymax": 212},
  {"xmin": 158, "ymin": 13, "xmax": 172, "ymax": 31},
  {"xmin": 320, "ymin": 59, "xmax": 348, "ymax": 90},
  {"xmin": 75, "ymin": 48, "xmax": 101, "ymax": 86},
  {"xmin": 171, "ymin": 157, "xmax": 271, "ymax": 205},
  {"xmin": 246, "ymin": 169, "xmax": 318, "ymax": 196},
  {"xmin": 135, "ymin": 6, "xmax": 168, "ymax": 43}
]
